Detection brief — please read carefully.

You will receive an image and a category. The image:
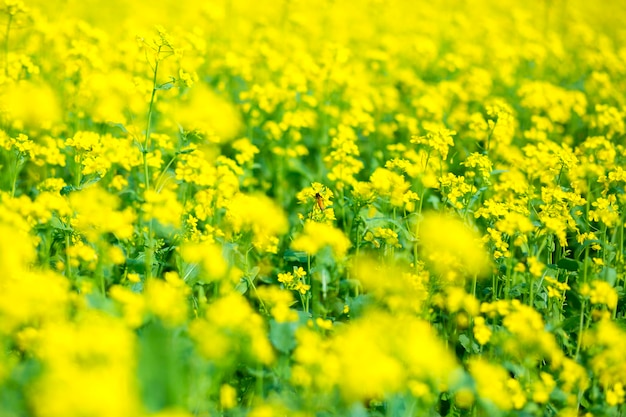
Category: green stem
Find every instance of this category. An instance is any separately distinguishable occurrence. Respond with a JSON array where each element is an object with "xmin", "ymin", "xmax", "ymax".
[
  {"xmin": 298, "ymin": 291, "xmax": 307, "ymax": 313},
  {"xmin": 143, "ymin": 55, "xmax": 161, "ymax": 190},
  {"xmin": 528, "ymin": 269, "xmax": 534, "ymax": 307},
  {"xmin": 621, "ymin": 221, "xmax": 626, "ymax": 295},
  {"xmin": 355, "ymin": 217, "xmax": 361, "ymax": 259},
  {"xmin": 154, "ymin": 153, "xmax": 179, "ymax": 192},
  {"xmin": 306, "ymin": 255, "xmax": 312, "ymax": 314},
  {"xmin": 145, "ymin": 219, "xmax": 154, "ymax": 280},
  {"xmin": 575, "ymin": 299, "xmax": 585, "ymax": 360},
  {"xmin": 256, "ymin": 363, "xmax": 264, "ymax": 397},
  {"xmin": 96, "ymin": 243, "xmax": 105, "ymax": 295},
  {"xmin": 141, "ymin": 49, "xmax": 163, "ymax": 281},
  {"xmin": 505, "ymin": 256, "xmax": 513, "ymax": 299},
  {"xmin": 65, "ymin": 233, "xmax": 73, "ymax": 284},
  {"xmin": 413, "ymin": 185, "xmax": 427, "ymax": 273},
  {"xmin": 244, "ymin": 248, "xmax": 268, "ymax": 315},
  {"xmin": 74, "ymin": 152, "xmax": 83, "ymax": 188},
  {"xmin": 472, "ymin": 274, "xmax": 477, "ymax": 298},
  {"xmin": 10, "ymin": 152, "xmax": 20, "ymax": 197}
]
